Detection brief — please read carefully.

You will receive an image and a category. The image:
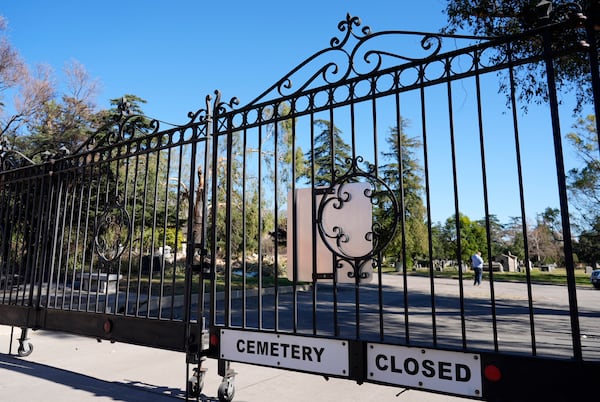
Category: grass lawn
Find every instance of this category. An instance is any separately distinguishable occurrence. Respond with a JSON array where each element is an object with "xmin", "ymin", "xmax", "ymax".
[
  {"xmin": 128, "ymin": 265, "xmax": 594, "ymax": 297},
  {"xmin": 390, "ymin": 266, "xmax": 594, "ymax": 287}
]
